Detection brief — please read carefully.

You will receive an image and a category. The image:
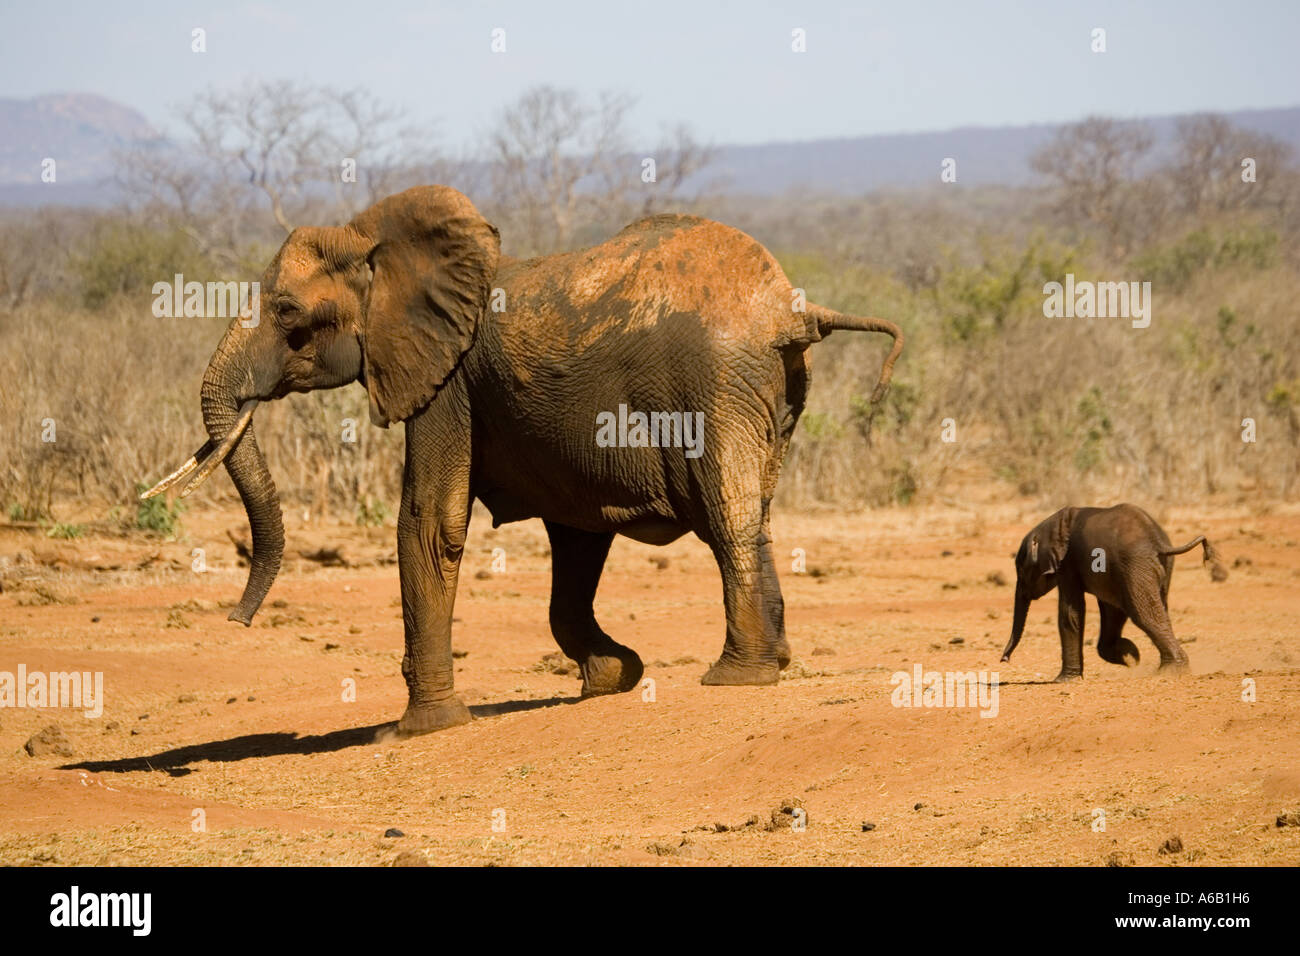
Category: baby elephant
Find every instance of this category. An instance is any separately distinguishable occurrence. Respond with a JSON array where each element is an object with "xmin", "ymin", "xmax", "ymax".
[{"xmin": 1001, "ymin": 504, "xmax": 1227, "ymax": 680}]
